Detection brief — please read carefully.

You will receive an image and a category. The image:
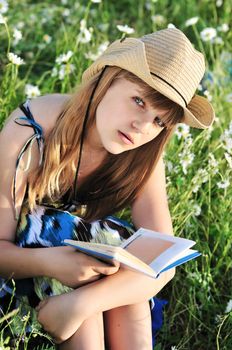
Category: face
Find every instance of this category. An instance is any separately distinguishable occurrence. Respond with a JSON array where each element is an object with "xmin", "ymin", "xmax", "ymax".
[{"xmin": 87, "ymin": 78, "xmax": 169, "ymax": 155}]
